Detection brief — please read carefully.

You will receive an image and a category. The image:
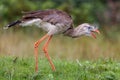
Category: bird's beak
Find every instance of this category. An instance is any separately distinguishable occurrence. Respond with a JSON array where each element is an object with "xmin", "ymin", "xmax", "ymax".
[
  {"xmin": 94, "ymin": 29, "xmax": 100, "ymax": 34},
  {"xmin": 91, "ymin": 29, "xmax": 100, "ymax": 39}
]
